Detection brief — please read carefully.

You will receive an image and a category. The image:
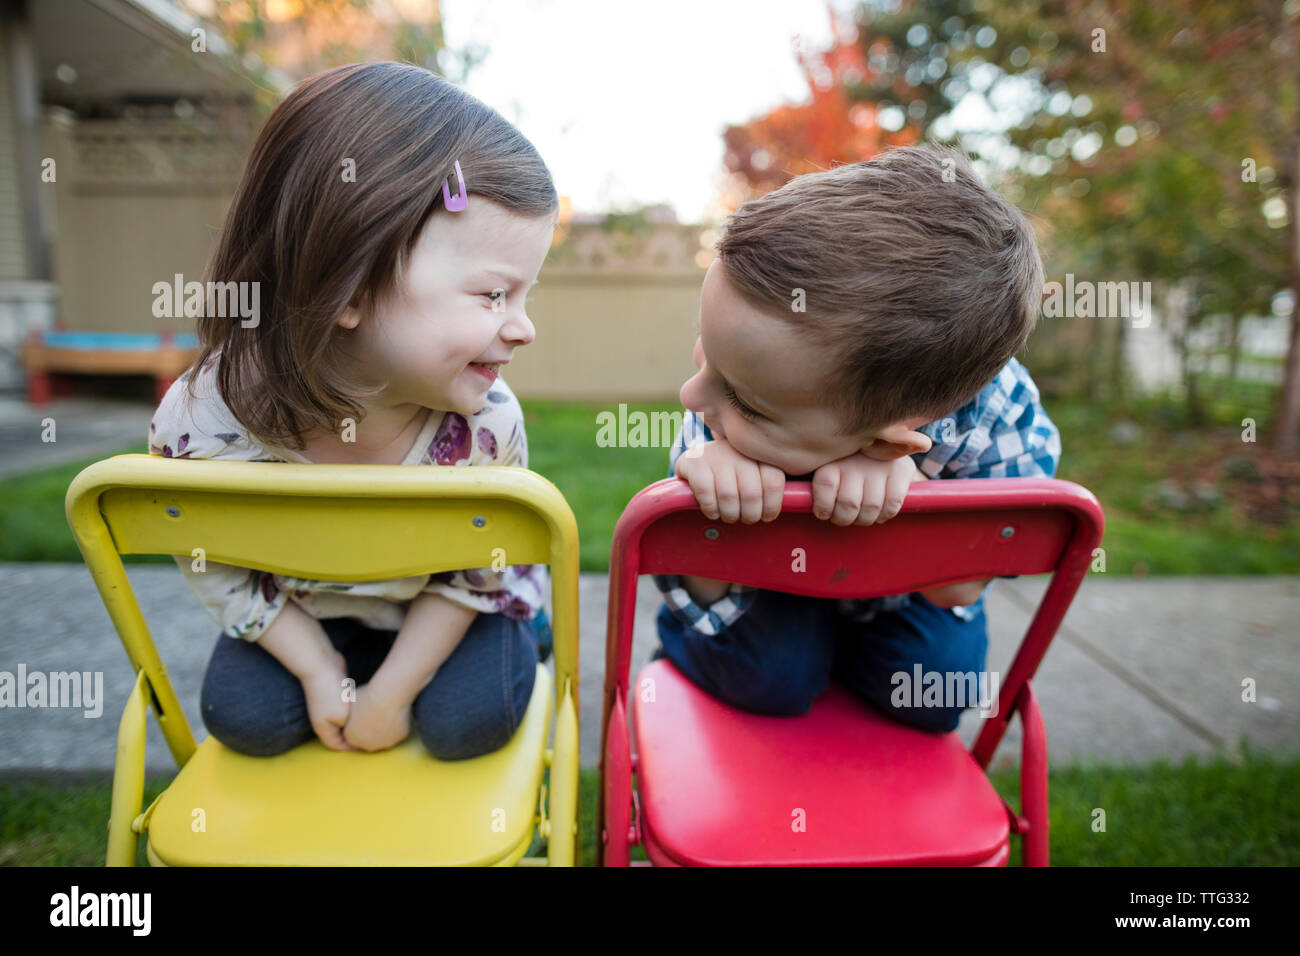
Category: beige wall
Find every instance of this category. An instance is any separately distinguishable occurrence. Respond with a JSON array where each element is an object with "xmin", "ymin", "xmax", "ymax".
[
  {"xmin": 506, "ymin": 268, "xmax": 705, "ymax": 402},
  {"xmin": 42, "ymin": 112, "xmax": 243, "ymax": 337}
]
